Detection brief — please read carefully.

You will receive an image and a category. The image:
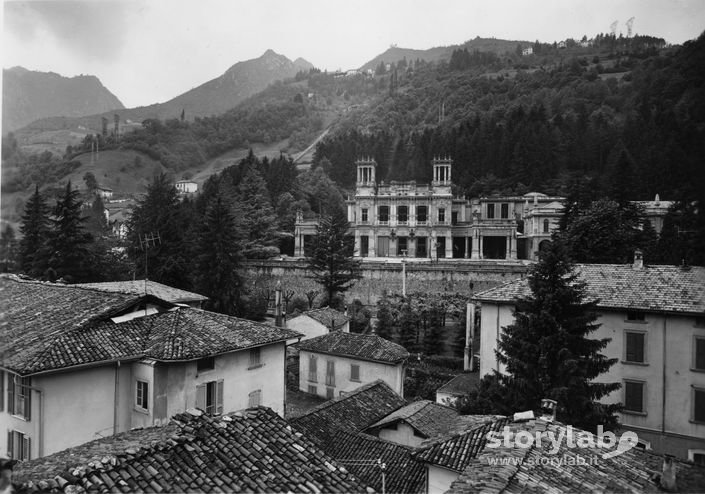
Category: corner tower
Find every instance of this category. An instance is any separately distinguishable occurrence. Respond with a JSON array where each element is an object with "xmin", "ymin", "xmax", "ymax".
[{"xmin": 432, "ymin": 156, "xmax": 452, "ymax": 194}]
